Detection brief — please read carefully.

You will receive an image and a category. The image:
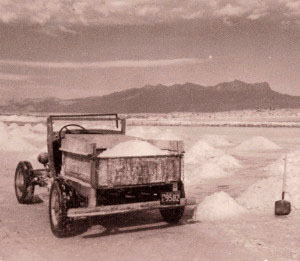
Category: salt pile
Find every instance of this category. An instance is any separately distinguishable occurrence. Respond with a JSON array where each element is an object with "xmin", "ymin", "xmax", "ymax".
[
  {"xmin": 0, "ymin": 114, "xmax": 42, "ymax": 122},
  {"xmin": 184, "ymin": 140, "xmax": 241, "ymax": 183},
  {"xmin": 201, "ymin": 134, "xmax": 232, "ymax": 147},
  {"xmin": 264, "ymin": 150, "xmax": 300, "ymax": 176},
  {"xmin": 237, "ymin": 175, "xmax": 300, "ymax": 210},
  {"xmin": 0, "ymin": 123, "xmax": 44, "ymax": 152},
  {"xmin": 31, "ymin": 123, "xmax": 46, "ymax": 133},
  {"xmin": 9, "ymin": 124, "xmax": 46, "ymax": 146},
  {"xmin": 234, "ymin": 136, "xmax": 281, "ymax": 151},
  {"xmin": 8, "ymin": 122, "xmax": 18, "ymax": 130},
  {"xmin": 238, "ymin": 150, "xmax": 300, "ymax": 210},
  {"xmin": 193, "ymin": 191, "xmax": 247, "ymax": 222},
  {"xmin": 185, "ymin": 141, "xmax": 224, "ymax": 165},
  {"xmin": 100, "ymin": 140, "xmax": 169, "ymax": 157},
  {"xmin": 185, "ymin": 141, "xmax": 241, "ymax": 169},
  {"xmin": 212, "ymin": 154, "xmax": 241, "ymax": 169}
]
